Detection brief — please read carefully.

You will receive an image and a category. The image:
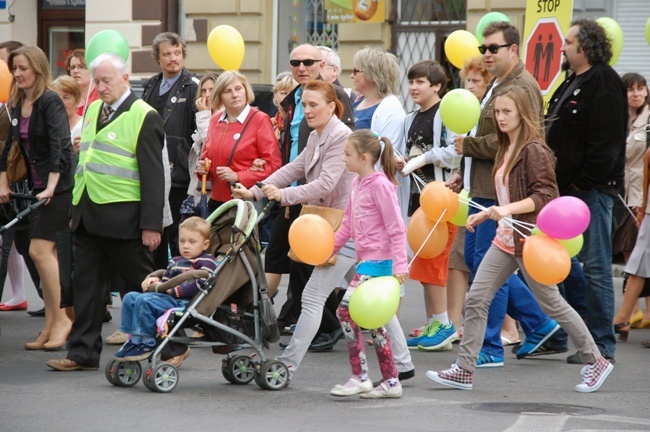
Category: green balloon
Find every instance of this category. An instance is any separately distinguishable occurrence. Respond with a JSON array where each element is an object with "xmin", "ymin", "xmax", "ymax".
[
  {"xmin": 348, "ymin": 276, "xmax": 400, "ymax": 329},
  {"xmin": 596, "ymin": 17, "xmax": 623, "ymax": 66},
  {"xmin": 646, "ymin": 17, "xmax": 650, "ymax": 46},
  {"xmin": 450, "ymin": 189, "xmax": 469, "ymax": 227},
  {"xmin": 475, "ymin": 12, "xmax": 511, "ymax": 41},
  {"xmin": 440, "ymin": 89, "xmax": 481, "ymax": 134},
  {"xmin": 86, "ymin": 30, "xmax": 130, "ymax": 65},
  {"xmin": 531, "ymin": 227, "xmax": 583, "ymax": 258}
]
